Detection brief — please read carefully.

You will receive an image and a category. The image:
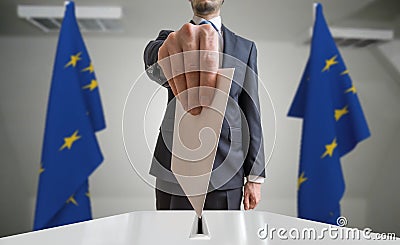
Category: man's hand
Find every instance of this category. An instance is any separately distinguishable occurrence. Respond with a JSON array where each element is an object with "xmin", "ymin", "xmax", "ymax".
[
  {"xmin": 243, "ymin": 182, "xmax": 261, "ymax": 210},
  {"xmin": 157, "ymin": 23, "xmax": 219, "ymax": 115}
]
